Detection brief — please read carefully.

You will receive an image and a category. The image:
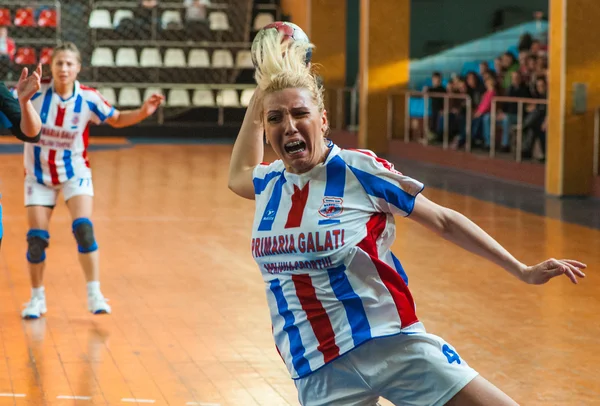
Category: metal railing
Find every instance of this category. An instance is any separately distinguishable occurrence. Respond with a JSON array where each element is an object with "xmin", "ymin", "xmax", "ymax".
[
  {"xmin": 386, "ymin": 90, "xmax": 553, "ymax": 162},
  {"xmin": 324, "ymin": 86, "xmax": 358, "ymax": 132},
  {"xmin": 387, "ymin": 90, "xmax": 473, "ymax": 151},
  {"xmin": 490, "ymin": 96, "xmax": 547, "ymax": 162}
]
